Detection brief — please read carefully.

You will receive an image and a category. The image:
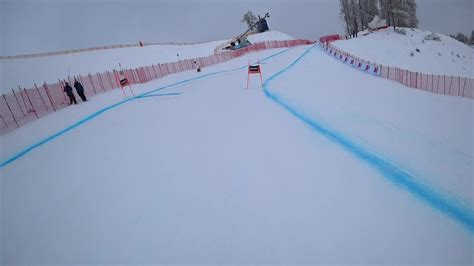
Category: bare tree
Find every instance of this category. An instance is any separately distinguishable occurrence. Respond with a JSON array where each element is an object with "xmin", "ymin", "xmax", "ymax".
[
  {"xmin": 340, "ymin": 0, "xmax": 418, "ymax": 34},
  {"xmin": 380, "ymin": 0, "xmax": 394, "ymax": 28},
  {"xmin": 241, "ymin": 11, "xmax": 258, "ymax": 30},
  {"xmin": 358, "ymin": 0, "xmax": 367, "ymax": 29},
  {"xmin": 364, "ymin": 0, "xmax": 380, "ymax": 23},
  {"xmin": 350, "ymin": 0, "xmax": 359, "ymax": 34},
  {"xmin": 377, "ymin": 0, "xmax": 418, "ymax": 29},
  {"xmin": 340, "ymin": 0, "xmax": 354, "ymax": 34},
  {"xmin": 450, "ymin": 32, "xmax": 470, "ymax": 44},
  {"xmin": 341, "ymin": 0, "xmax": 381, "ymax": 34},
  {"xmin": 391, "ymin": 0, "xmax": 418, "ymax": 28}
]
